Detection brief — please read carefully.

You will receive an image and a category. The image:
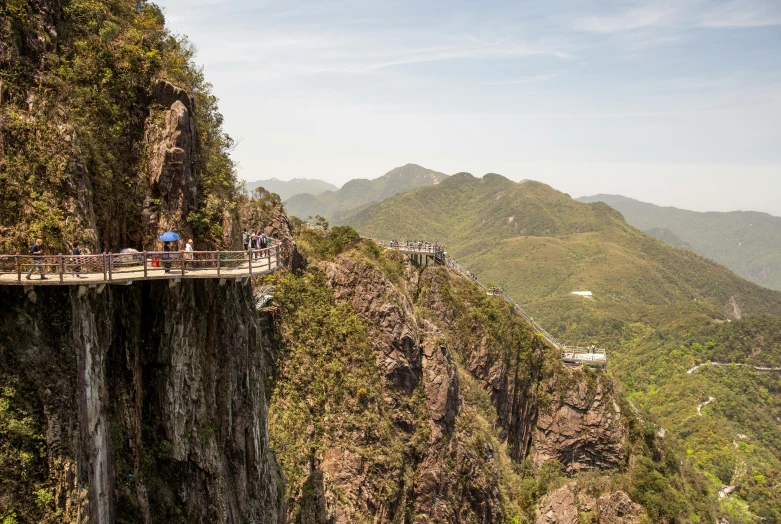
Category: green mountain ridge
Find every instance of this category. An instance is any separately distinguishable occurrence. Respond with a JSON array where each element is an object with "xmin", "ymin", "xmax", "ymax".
[
  {"xmin": 578, "ymin": 194, "xmax": 781, "ymax": 291},
  {"xmin": 284, "ymin": 163, "xmax": 447, "ymax": 223},
  {"xmin": 347, "ymin": 174, "xmax": 781, "ymax": 314}
]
